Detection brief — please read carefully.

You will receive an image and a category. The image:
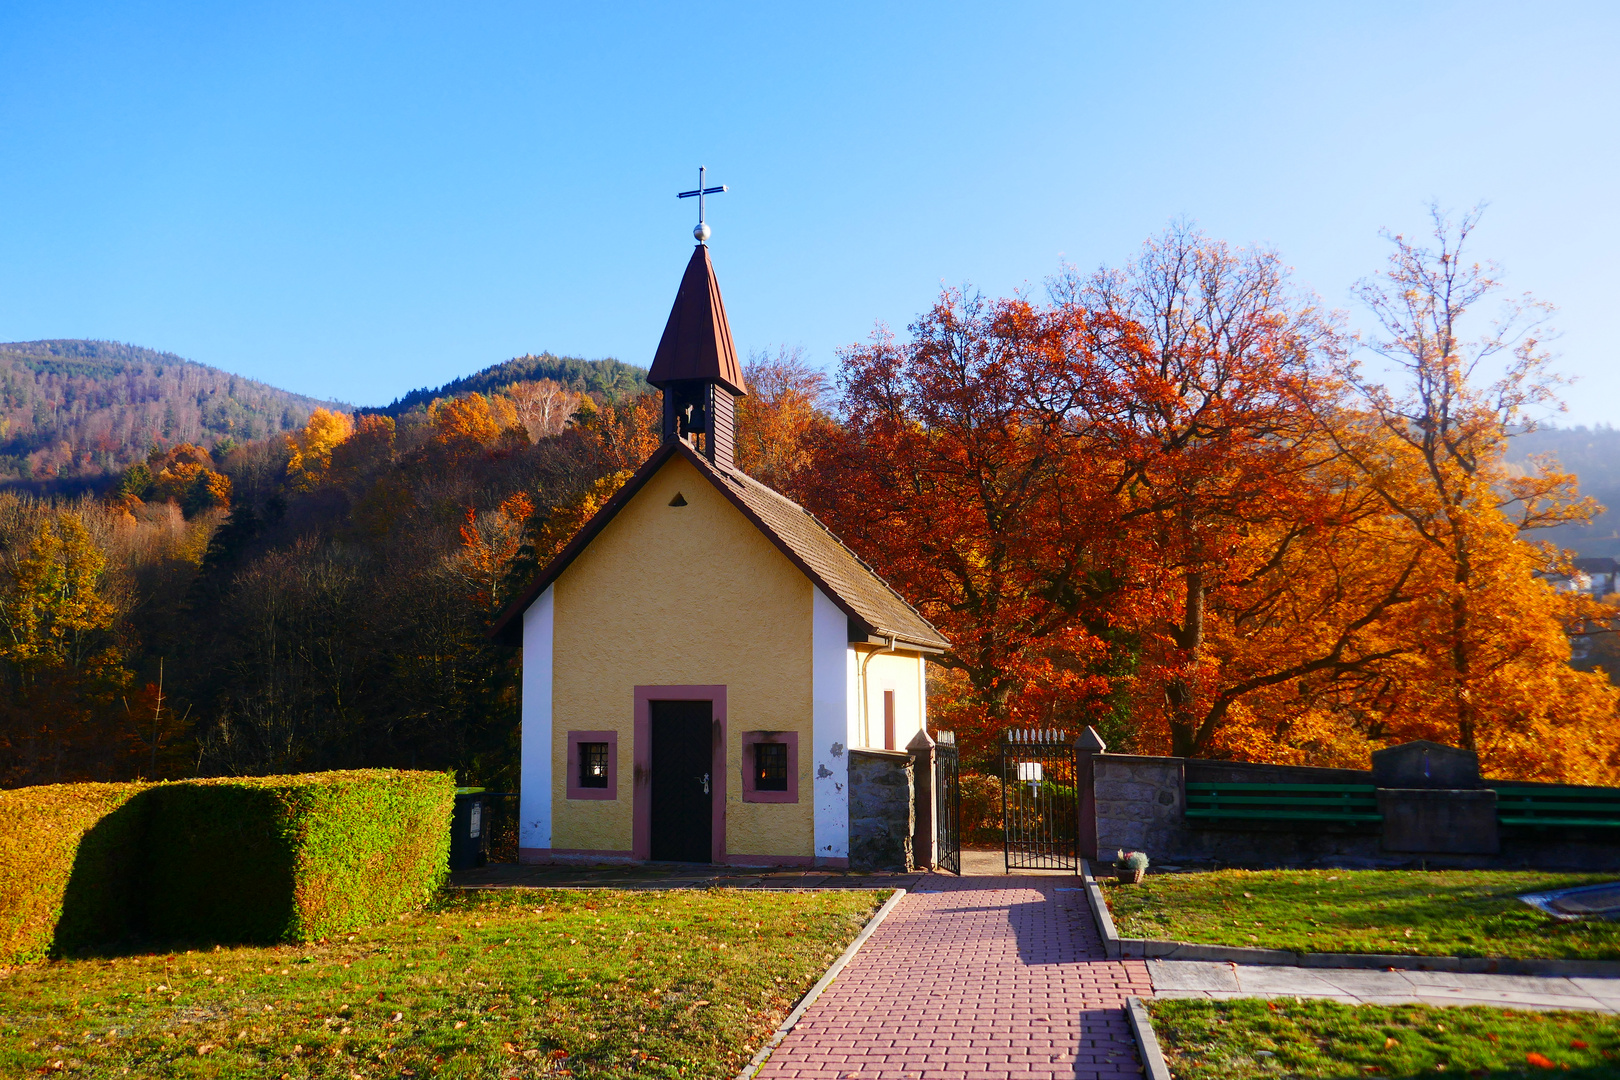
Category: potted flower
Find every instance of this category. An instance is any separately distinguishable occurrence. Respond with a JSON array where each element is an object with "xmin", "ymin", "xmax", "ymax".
[{"xmin": 1114, "ymin": 849, "xmax": 1149, "ymax": 884}]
